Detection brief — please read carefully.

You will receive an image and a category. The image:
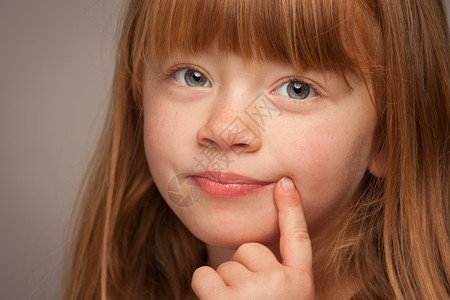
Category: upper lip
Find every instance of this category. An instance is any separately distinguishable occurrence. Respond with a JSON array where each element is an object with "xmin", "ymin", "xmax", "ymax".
[{"xmin": 191, "ymin": 171, "xmax": 273, "ymax": 185}]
